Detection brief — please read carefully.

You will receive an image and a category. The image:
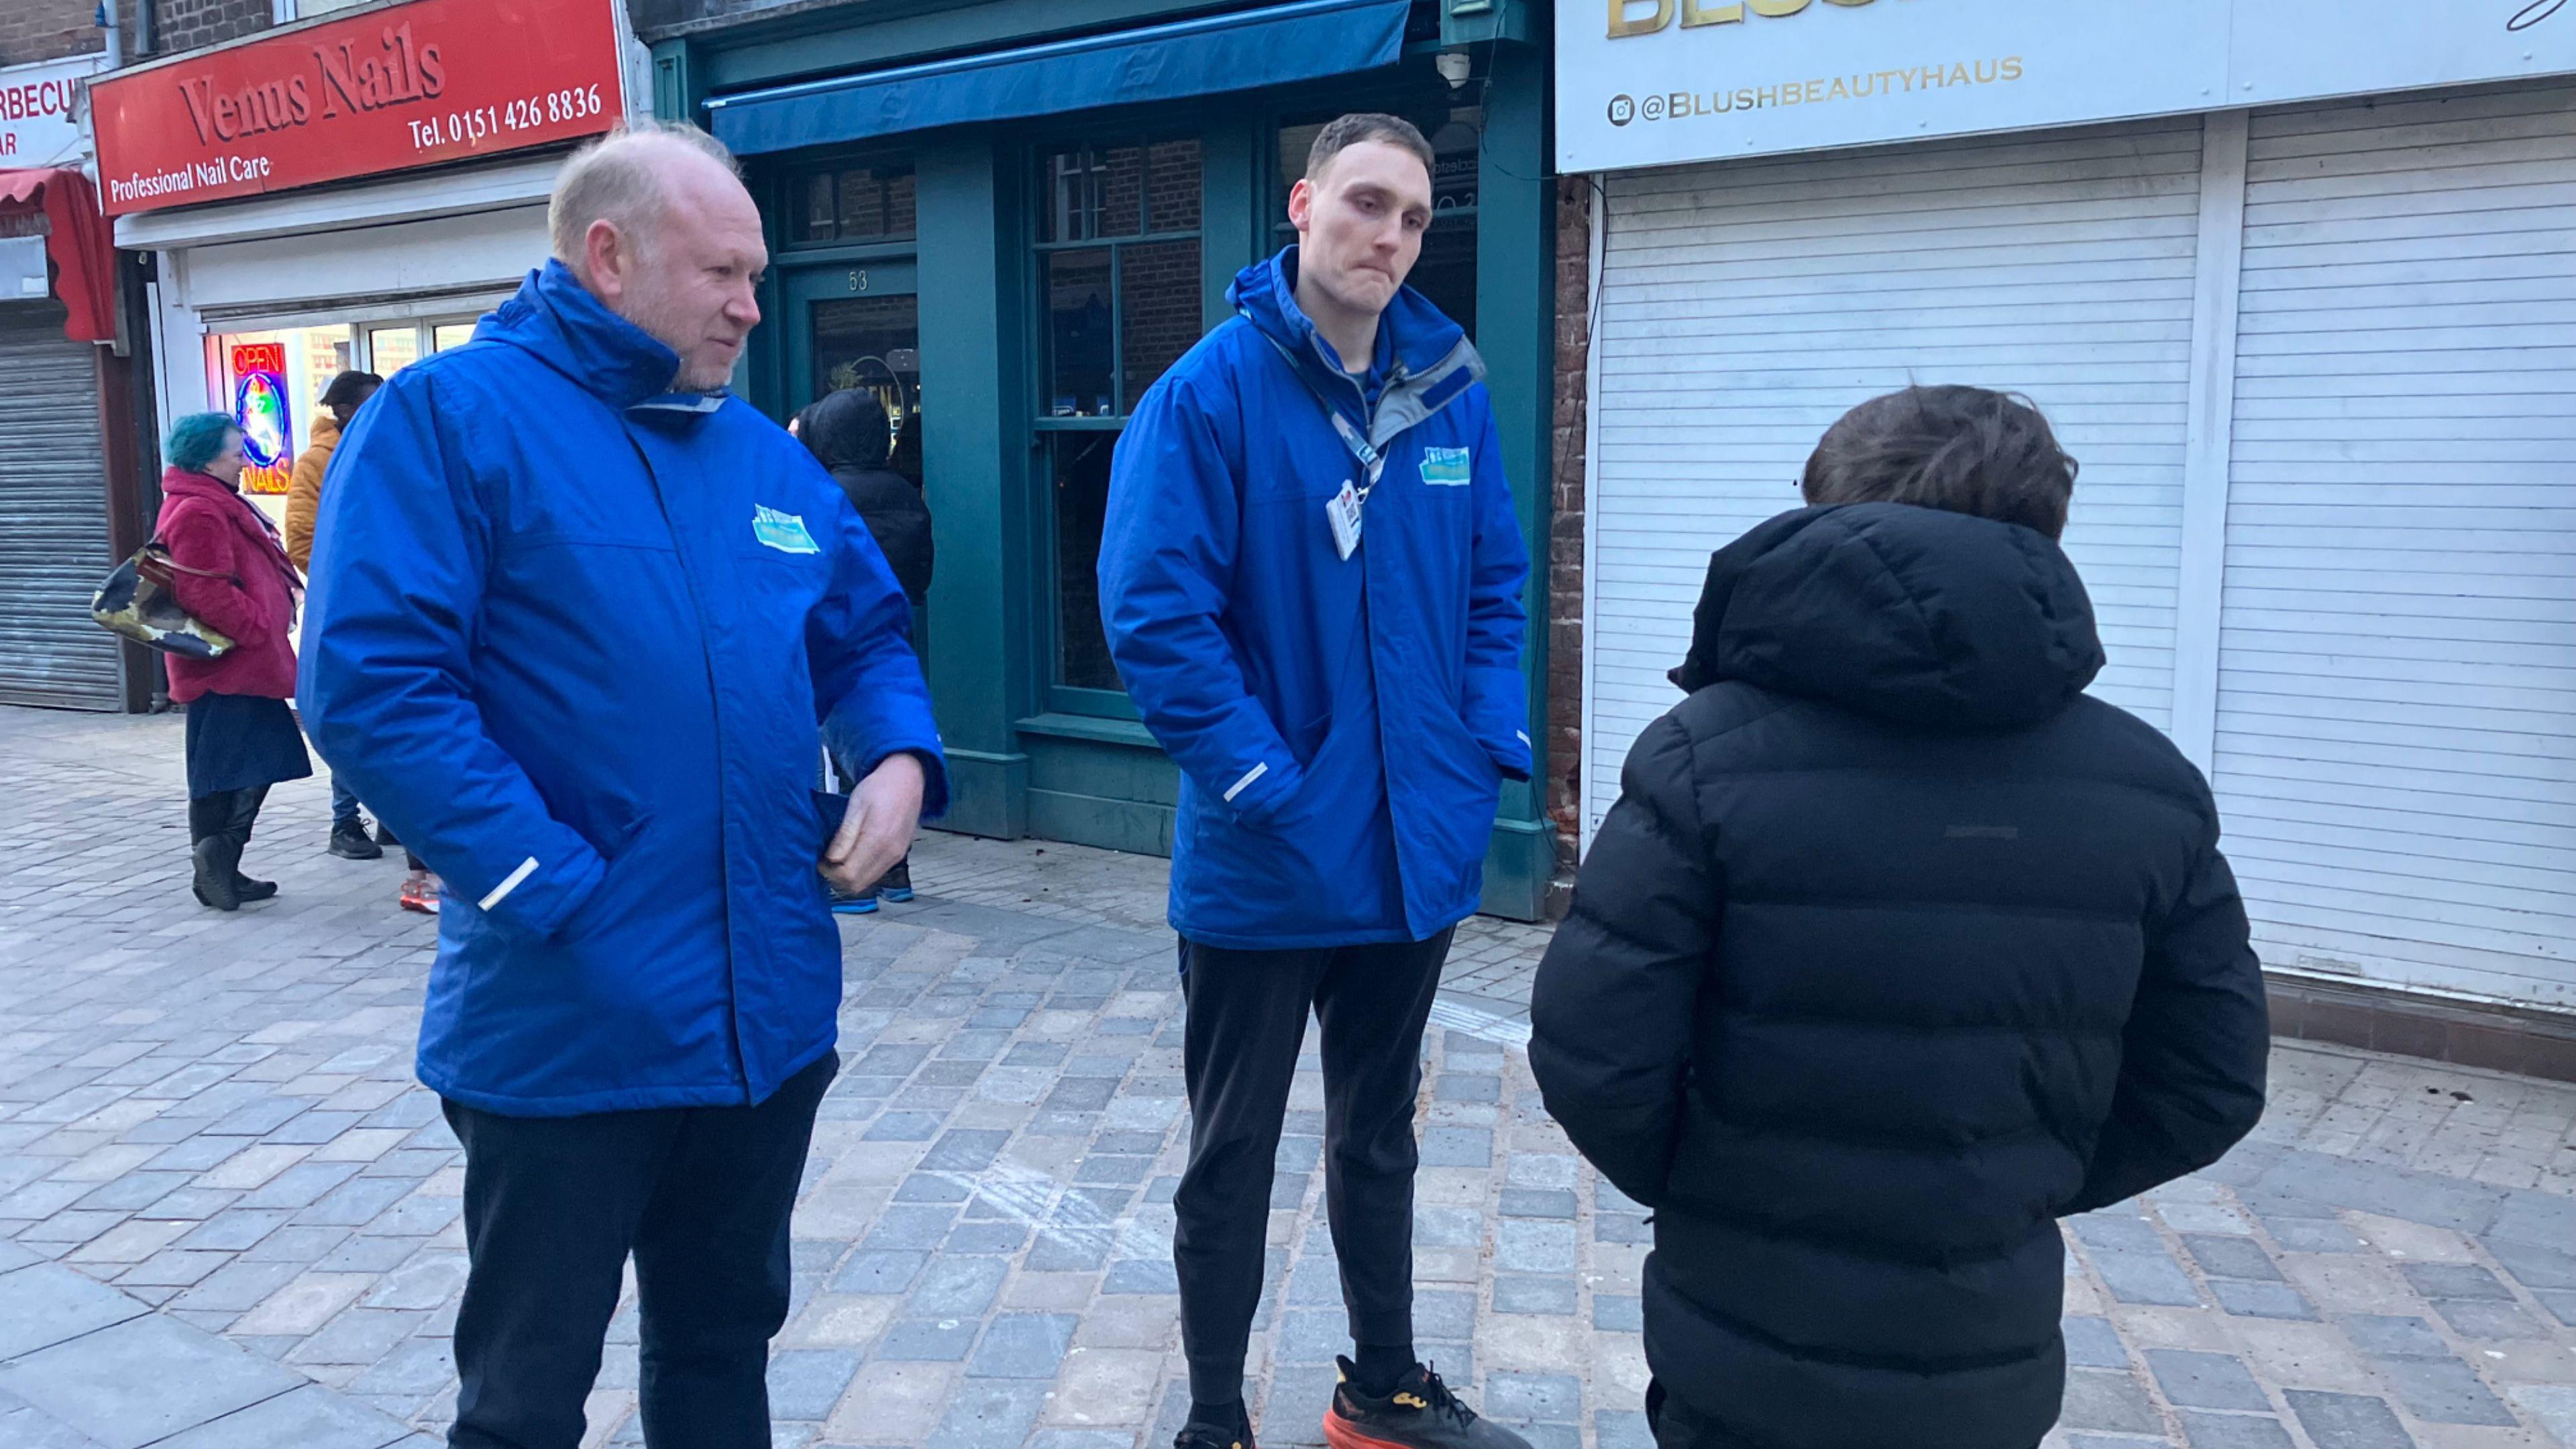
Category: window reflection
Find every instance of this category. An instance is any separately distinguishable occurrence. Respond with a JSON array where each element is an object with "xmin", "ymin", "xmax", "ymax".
[{"xmin": 1035, "ymin": 137, "xmax": 1206, "ymax": 695}]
